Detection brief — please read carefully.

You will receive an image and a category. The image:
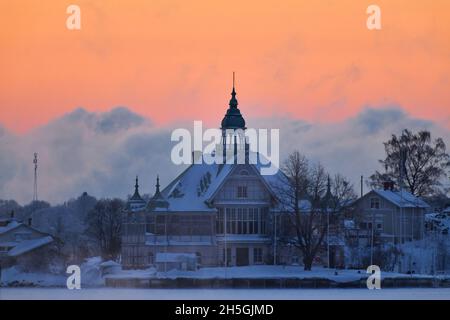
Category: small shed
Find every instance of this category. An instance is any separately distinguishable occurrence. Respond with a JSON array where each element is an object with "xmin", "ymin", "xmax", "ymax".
[{"xmin": 155, "ymin": 253, "xmax": 197, "ymax": 272}]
